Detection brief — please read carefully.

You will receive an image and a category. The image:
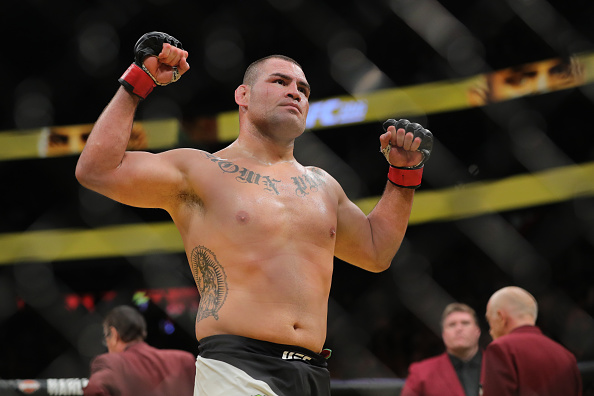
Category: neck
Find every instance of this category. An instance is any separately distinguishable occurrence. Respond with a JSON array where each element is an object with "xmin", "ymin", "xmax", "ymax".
[
  {"xmin": 111, "ymin": 339, "xmax": 142, "ymax": 354},
  {"xmin": 507, "ymin": 318, "xmax": 535, "ymax": 334},
  {"xmin": 449, "ymin": 345, "xmax": 479, "ymax": 362},
  {"xmin": 230, "ymin": 133, "xmax": 296, "ymax": 166}
]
